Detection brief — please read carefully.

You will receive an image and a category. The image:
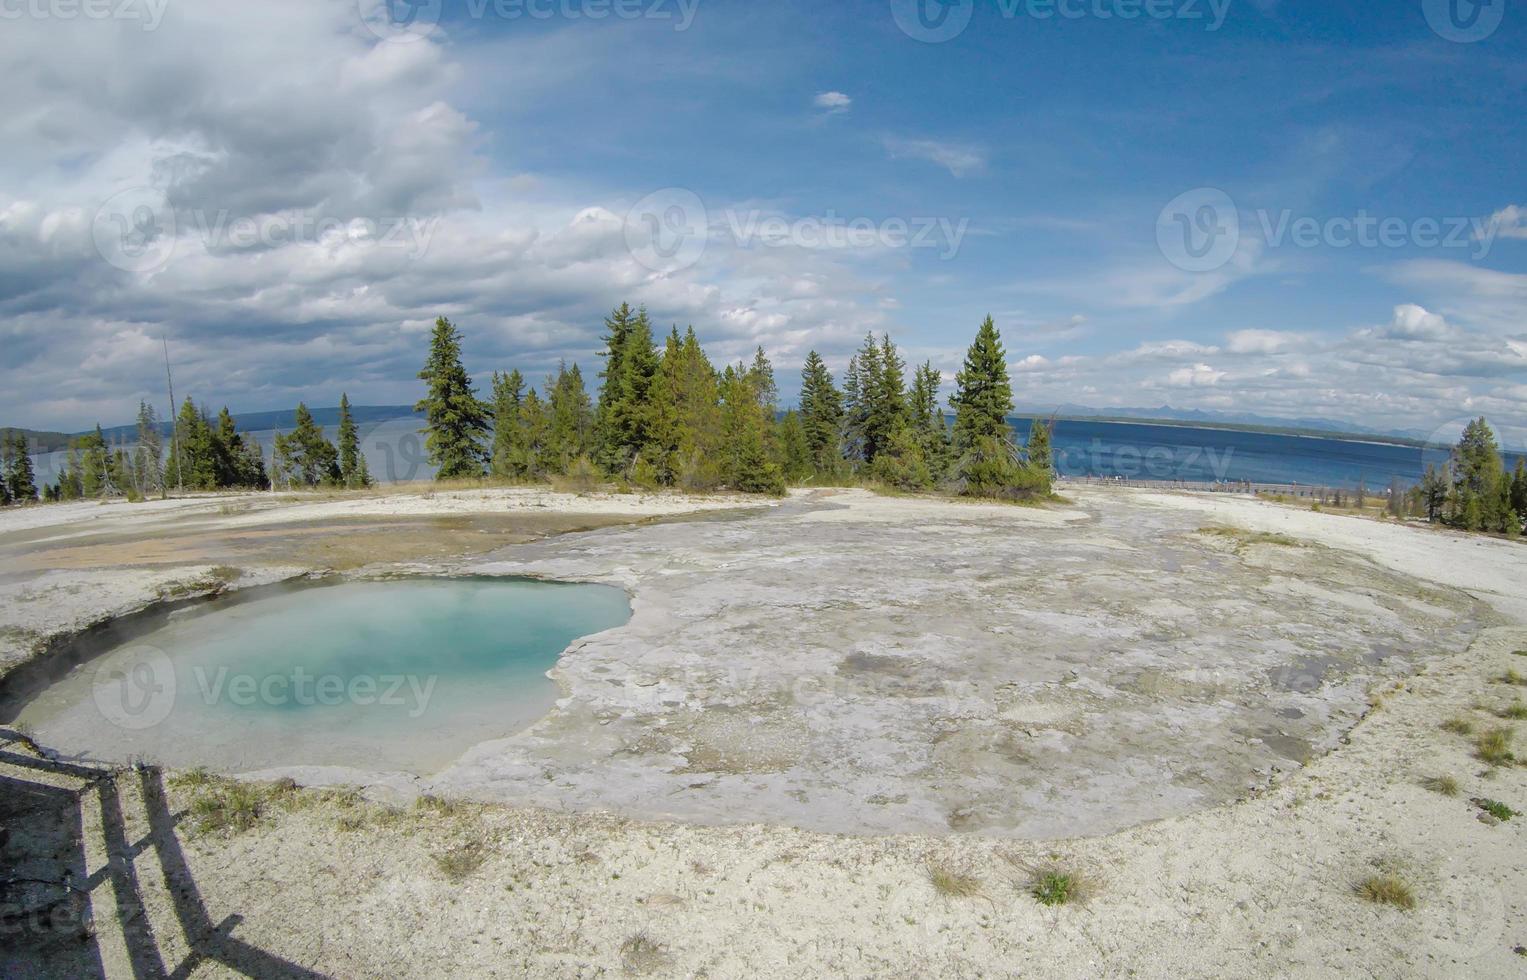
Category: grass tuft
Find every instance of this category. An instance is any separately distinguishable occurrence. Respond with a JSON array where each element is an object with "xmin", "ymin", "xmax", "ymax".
[
  {"xmin": 188, "ymin": 780, "xmax": 266, "ymax": 834},
  {"xmin": 415, "ymin": 794, "xmax": 462, "ymax": 817},
  {"xmin": 1497, "ymin": 702, "xmax": 1527, "ymax": 721},
  {"xmin": 1496, "ymin": 669, "xmax": 1527, "ymax": 687},
  {"xmin": 1355, "ymin": 874, "xmax": 1416, "ymax": 910},
  {"xmin": 1021, "ymin": 861, "xmax": 1094, "ymax": 907},
  {"xmin": 619, "ymin": 932, "xmax": 669, "ymax": 975},
  {"xmin": 432, "ymin": 842, "xmax": 486, "ymax": 882},
  {"xmin": 169, "ymin": 766, "xmax": 215, "ymax": 789},
  {"xmin": 1420, "ymin": 775, "xmax": 1460, "ymax": 797},
  {"xmin": 1440, "ymin": 716, "xmax": 1474, "ymax": 735},
  {"xmin": 1475, "ymin": 727, "xmax": 1516, "ymax": 766},
  {"xmin": 926, "ymin": 863, "xmax": 983, "ymax": 899}
]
